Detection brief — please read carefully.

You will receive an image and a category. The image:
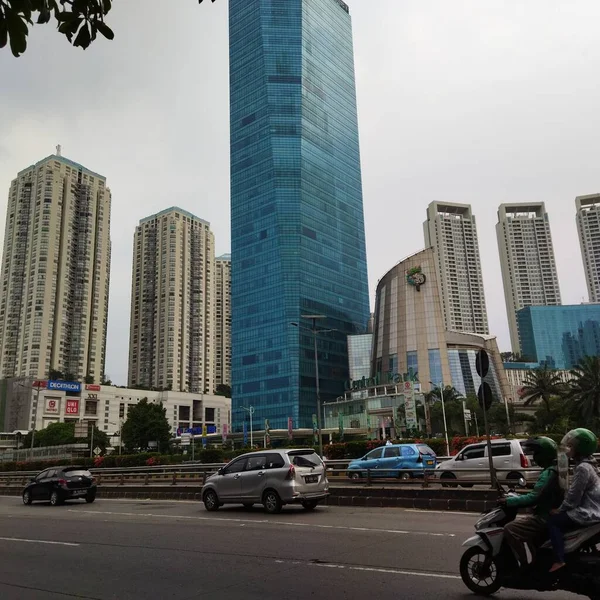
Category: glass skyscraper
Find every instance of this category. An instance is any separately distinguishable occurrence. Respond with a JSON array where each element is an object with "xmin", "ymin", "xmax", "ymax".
[
  {"xmin": 229, "ymin": 0, "xmax": 370, "ymax": 430},
  {"xmin": 517, "ymin": 305, "xmax": 600, "ymax": 369}
]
